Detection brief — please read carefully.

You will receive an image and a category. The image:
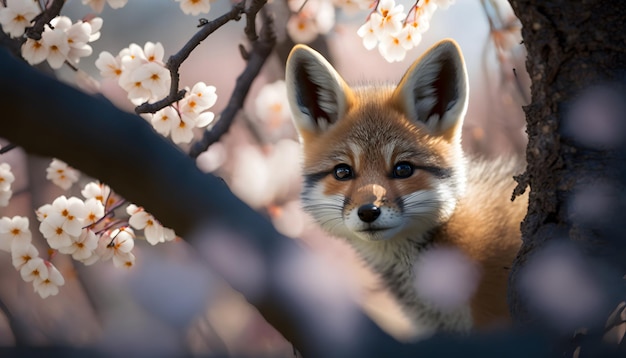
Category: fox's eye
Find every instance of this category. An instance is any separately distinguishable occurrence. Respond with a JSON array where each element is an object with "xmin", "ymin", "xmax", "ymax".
[
  {"xmin": 333, "ymin": 164, "xmax": 353, "ymax": 181},
  {"xmin": 393, "ymin": 162, "xmax": 414, "ymax": 178}
]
